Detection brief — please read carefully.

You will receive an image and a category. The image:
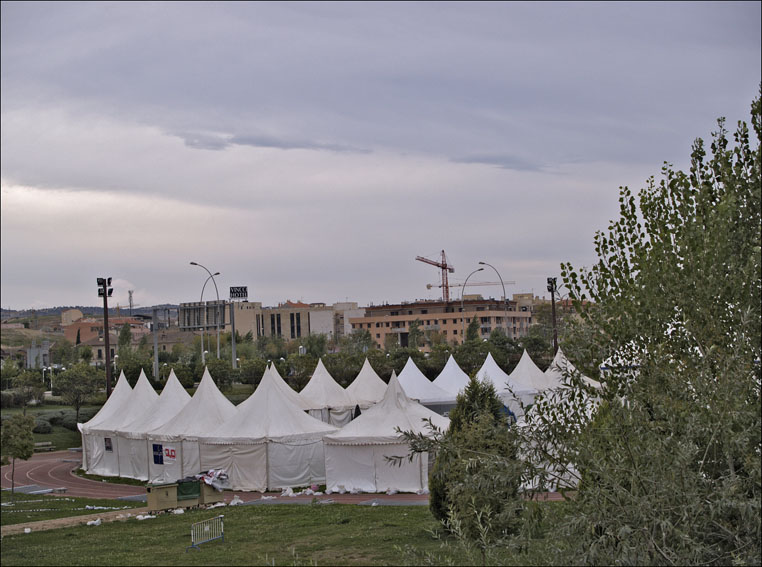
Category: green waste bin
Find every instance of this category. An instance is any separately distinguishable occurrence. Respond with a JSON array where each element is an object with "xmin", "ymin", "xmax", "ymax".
[{"xmin": 177, "ymin": 479, "xmax": 200, "ymax": 508}]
